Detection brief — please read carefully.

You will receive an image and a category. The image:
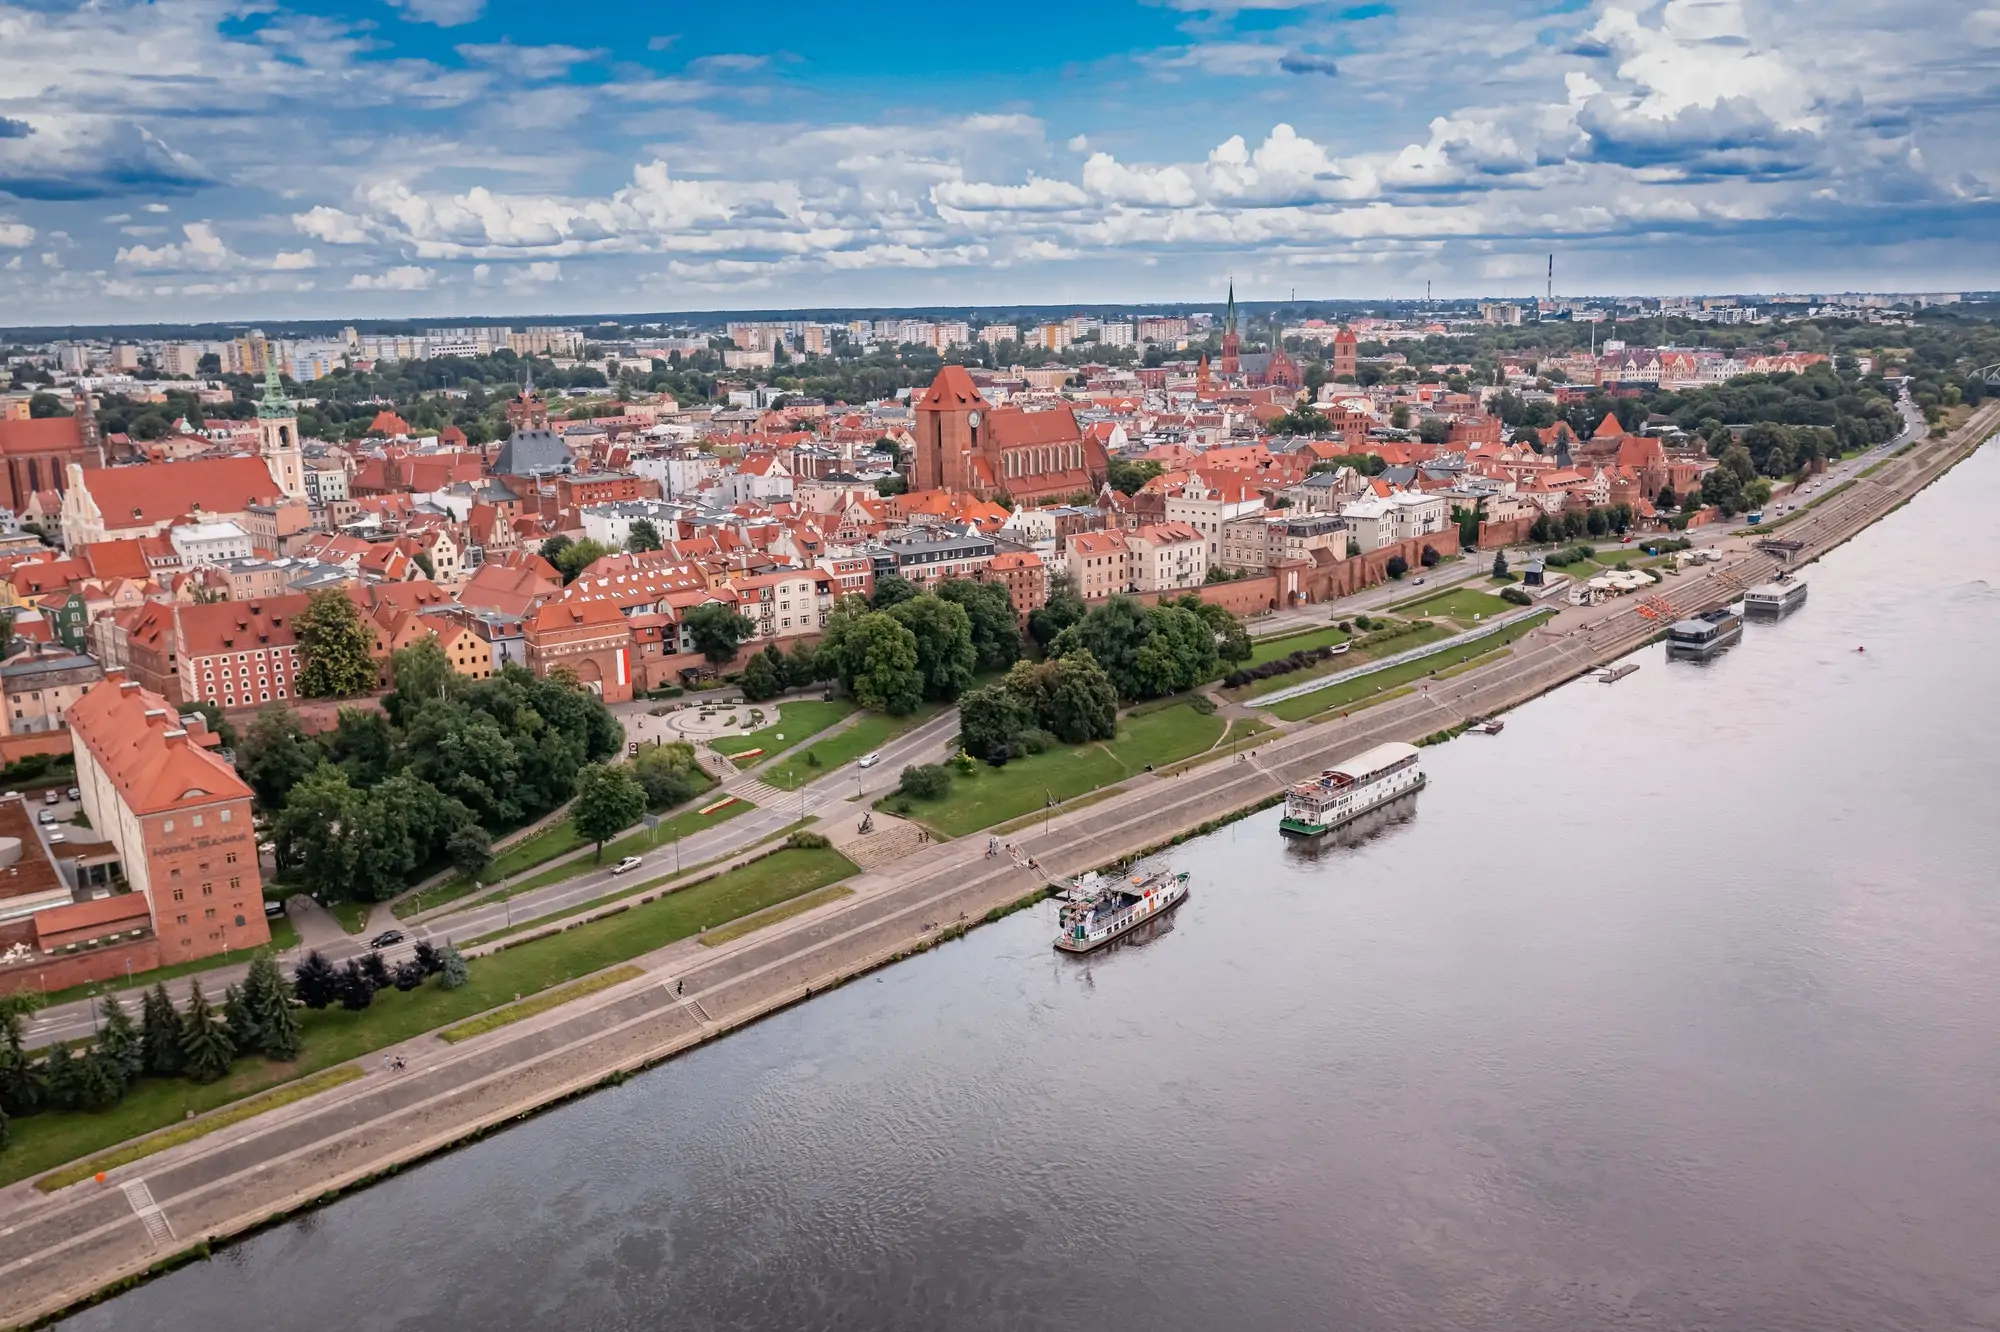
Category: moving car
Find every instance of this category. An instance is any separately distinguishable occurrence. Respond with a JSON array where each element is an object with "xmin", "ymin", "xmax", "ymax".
[
  {"xmin": 857, "ymin": 752, "xmax": 881, "ymax": 768},
  {"xmin": 610, "ymin": 856, "xmax": 644, "ymax": 875},
  {"xmin": 368, "ymin": 929, "xmax": 405, "ymax": 950}
]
